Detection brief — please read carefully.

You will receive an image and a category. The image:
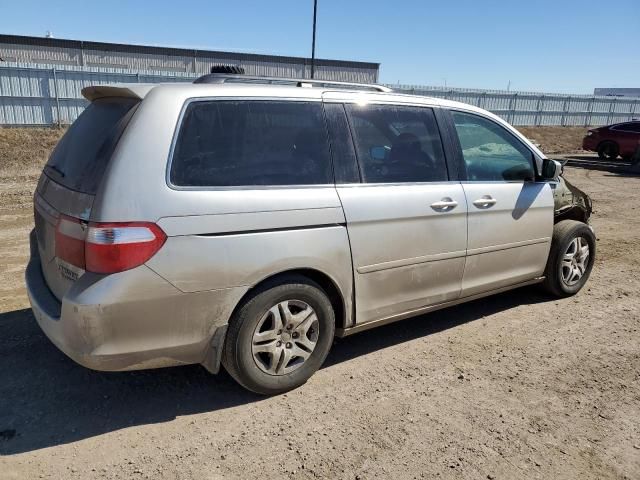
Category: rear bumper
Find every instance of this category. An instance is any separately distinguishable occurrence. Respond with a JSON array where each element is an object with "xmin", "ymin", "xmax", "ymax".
[
  {"xmin": 26, "ymin": 241, "xmax": 79, "ymax": 361},
  {"xmin": 25, "ymin": 230, "xmax": 246, "ymax": 372}
]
